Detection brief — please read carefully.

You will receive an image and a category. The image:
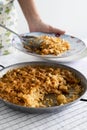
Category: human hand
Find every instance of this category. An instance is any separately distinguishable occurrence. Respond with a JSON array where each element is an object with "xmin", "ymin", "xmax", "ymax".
[
  {"xmin": 28, "ymin": 19, "xmax": 65, "ymax": 35},
  {"xmin": 18, "ymin": 0, "xmax": 65, "ymax": 35}
]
